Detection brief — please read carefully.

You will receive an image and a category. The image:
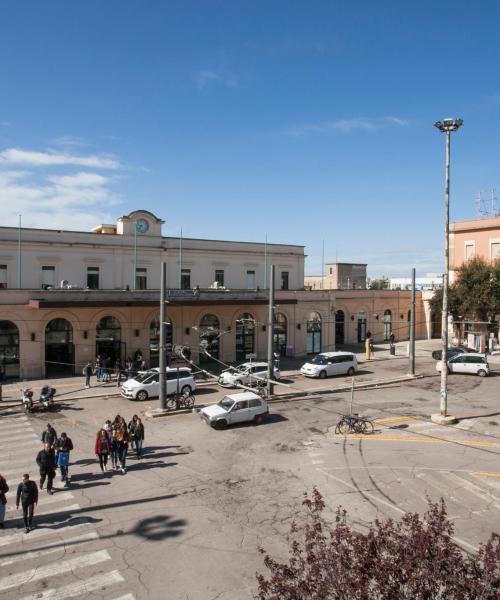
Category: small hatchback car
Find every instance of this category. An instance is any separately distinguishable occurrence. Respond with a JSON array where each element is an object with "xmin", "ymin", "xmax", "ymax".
[
  {"xmin": 199, "ymin": 392, "xmax": 269, "ymax": 428},
  {"xmin": 120, "ymin": 367, "xmax": 196, "ymax": 401},
  {"xmin": 218, "ymin": 362, "xmax": 280, "ymax": 387},
  {"xmin": 436, "ymin": 353, "xmax": 489, "ymax": 377},
  {"xmin": 300, "ymin": 352, "xmax": 358, "ymax": 379}
]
